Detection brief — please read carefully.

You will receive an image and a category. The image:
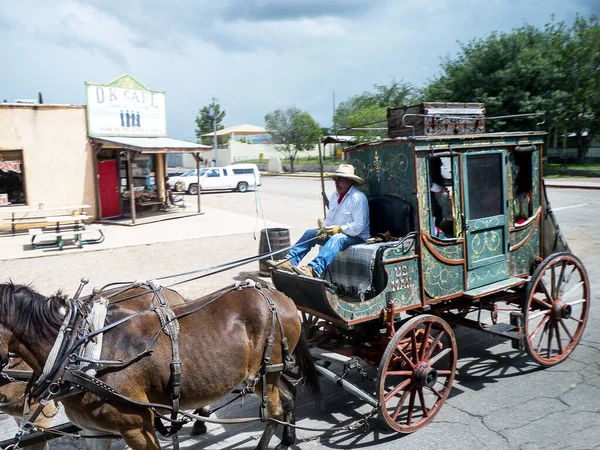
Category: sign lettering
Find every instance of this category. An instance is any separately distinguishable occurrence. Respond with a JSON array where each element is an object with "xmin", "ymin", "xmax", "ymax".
[
  {"xmin": 0, "ymin": 160, "xmax": 22, "ymax": 173},
  {"xmin": 390, "ymin": 264, "xmax": 414, "ymax": 292},
  {"xmin": 86, "ymin": 84, "xmax": 166, "ymax": 137}
]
